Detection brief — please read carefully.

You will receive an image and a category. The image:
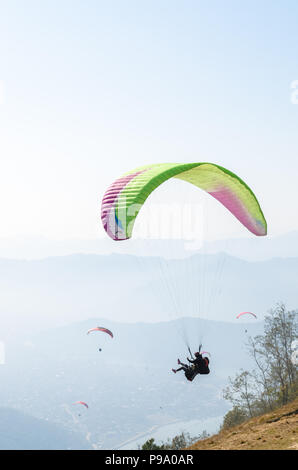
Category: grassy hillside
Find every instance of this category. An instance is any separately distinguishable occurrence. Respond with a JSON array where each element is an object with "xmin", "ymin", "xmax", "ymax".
[{"xmin": 189, "ymin": 399, "xmax": 298, "ymax": 450}]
